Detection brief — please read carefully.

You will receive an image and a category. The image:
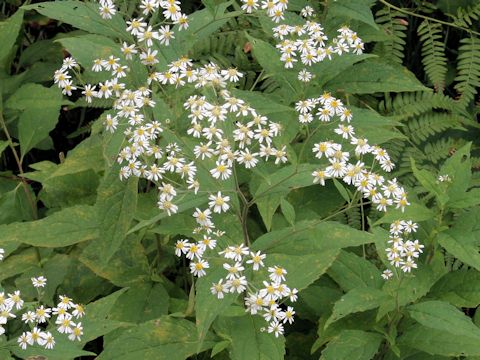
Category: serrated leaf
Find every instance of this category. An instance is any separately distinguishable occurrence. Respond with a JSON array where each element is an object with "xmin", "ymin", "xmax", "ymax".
[
  {"xmin": 97, "ymin": 316, "xmax": 216, "ymax": 360},
  {"xmin": 215, "ymin": 315, "xmax": 285, "ymax": 360},
  {"xmin": 327, "ymin": 250, "xmax": 383, "ymax": 291},
  {"xmin": 0, "ymin": 205, "xmax": 98, "ymax": 248},
  {"xmin": 0, "ymin": 10, "xmax": 24, "ymax": 73},
  {"xmin": 399, "ymin": 324, "xmax": 480, "ymax": 357},
  {"xmin": 408, "ymin": 300, "xmax": 480, "ymax": 339},
  {"xmin": 92, "ymin": 165, "xmax": 138, "ymax": 264},
  {"xmin": 5, "ymin": 83, "xmax": 62, "ymax": 157},
  {"xmin": 23, "ymin": 1, "xmax": 129, "ymax": 40},
  {"xmin": 280, "ymin": 198, "xmax": 295, "ymax": 225},
  {"xmin": 320, "ymin": 330, "xmax": 383, "ymax": 360},
  {"xmin": 325, "ymin": 60, "xmax": 429, "ymax": 93},
  {"xmin": 430, "ymin": 269, "xmax": 480, "ymax": 307},
  {"xmin": 325, "ymin": 288, "xmax": 389, "ymax": 328},
  {"xmin": 253, "ymin": 220, "xmax": 383, "ymax": 290},
  {"xmin": 328, "ymin": 0, "xmax": 378, "ymax": 29}
]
